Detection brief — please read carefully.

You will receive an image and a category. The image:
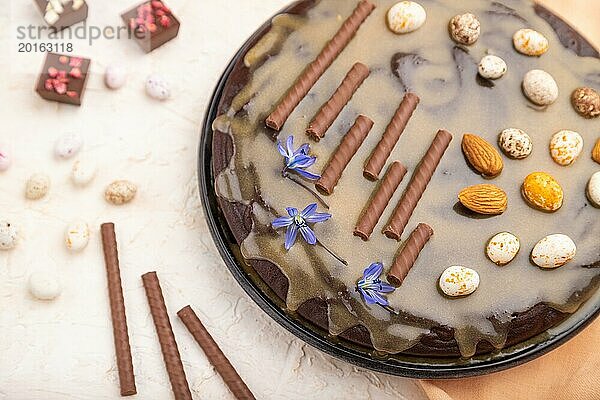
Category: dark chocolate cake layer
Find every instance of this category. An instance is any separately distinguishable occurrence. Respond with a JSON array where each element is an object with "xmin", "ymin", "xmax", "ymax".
[{"xmin": 211, "ymin": 0, "xmax": 599, "ymax": 358}]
